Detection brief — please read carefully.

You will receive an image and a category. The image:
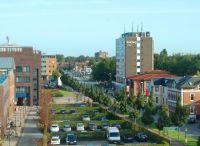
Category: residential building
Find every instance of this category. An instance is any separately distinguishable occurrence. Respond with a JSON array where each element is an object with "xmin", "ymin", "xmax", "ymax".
[
  {"xmin": 153, "ymin": 76, "xmax": 200, "ymax": 119},
  {"xmin": 127, "ymin": 70, "xmax": 175, "ymax": 97},
  {"xmin": 0, "ymin": 57, "xmax": 15, "ymax": 136},
  {"xmin": 41, "ymin": 55, "xmax": 57, "ymax": 80},
  {"xmin": 0, "ymin": 44, "xmax": 42, "ymax": 106},
  {"xmin": 116, "ymin": 31, "xmax": 154, "ymax": 84},
  {"xmin": 95, "ymin": 50, "xmax": 108, "ymax": 59}
]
